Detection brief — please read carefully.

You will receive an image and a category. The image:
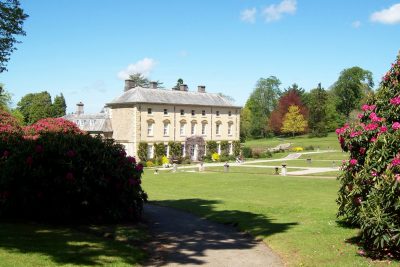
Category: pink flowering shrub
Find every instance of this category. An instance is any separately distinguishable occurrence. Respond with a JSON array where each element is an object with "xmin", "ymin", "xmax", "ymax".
[
  {"xmin": 336, "ymin": 52, "xmax": 400, "ymax": 258},
  {"xmin": 23, "ymin": 117, "xmax": 83, "ymax": 137},
  {"xmin": 0, "ymin": 108, "xmax": 23, "ymax": 135},
  {"xmin": 0, "ymin": 132, "xmax": 147, "ymax": 223}
]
